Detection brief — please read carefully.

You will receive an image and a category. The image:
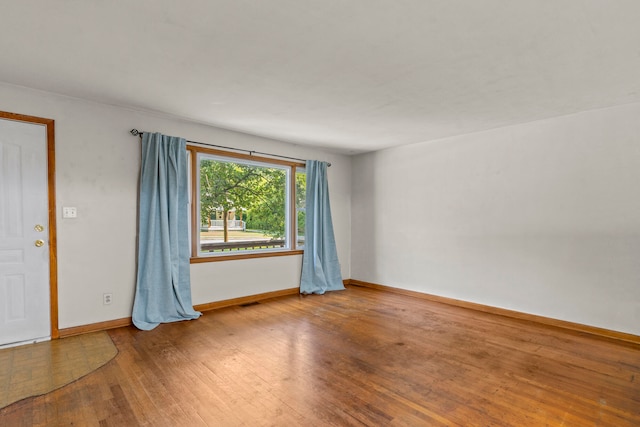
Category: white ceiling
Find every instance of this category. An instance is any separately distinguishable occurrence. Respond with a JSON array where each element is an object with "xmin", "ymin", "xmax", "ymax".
[{"xmin": 2, "ymin": 1, "xmax": 640, "ymax": 154}]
